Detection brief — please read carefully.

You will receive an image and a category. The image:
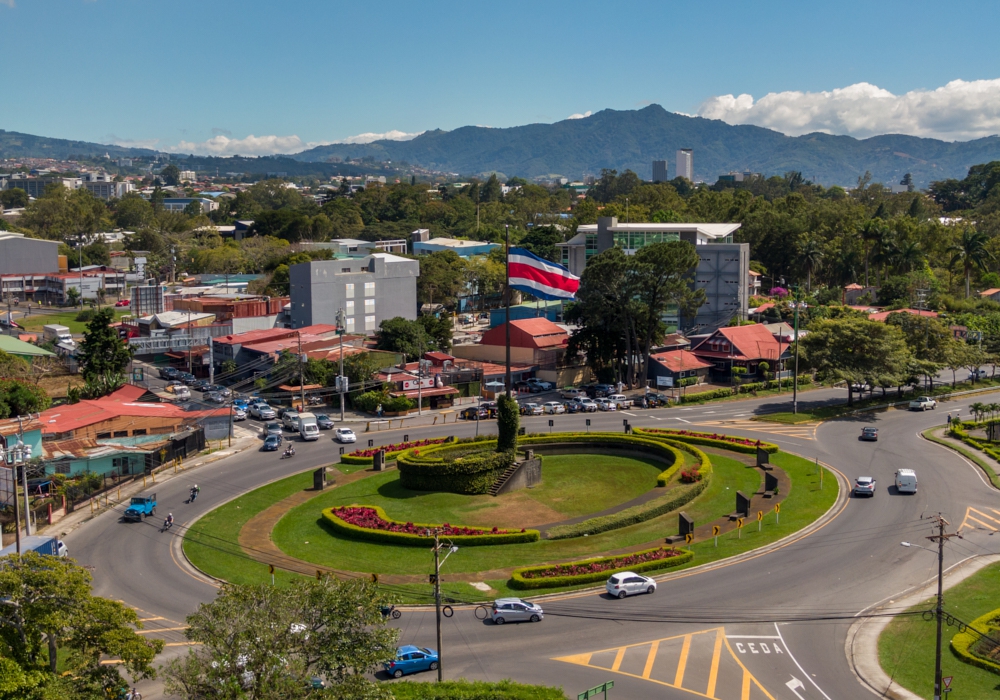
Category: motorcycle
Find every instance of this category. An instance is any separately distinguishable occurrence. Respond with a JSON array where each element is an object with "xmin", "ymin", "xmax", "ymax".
[
  {"xmin": 380, "ymin": 604, "xmax": 402, "ymax": 620},
  {"xmin": 282, "ymin": 447, "xmax": 296, "ymax": 459}
]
